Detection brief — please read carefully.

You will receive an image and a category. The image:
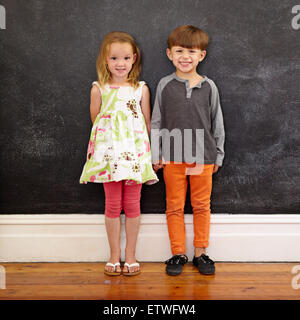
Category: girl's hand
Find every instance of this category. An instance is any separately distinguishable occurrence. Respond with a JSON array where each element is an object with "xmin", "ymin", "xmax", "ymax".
[{"xmin": 213, "ymin": 165, "xmax": 219, "ymax": 173}]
